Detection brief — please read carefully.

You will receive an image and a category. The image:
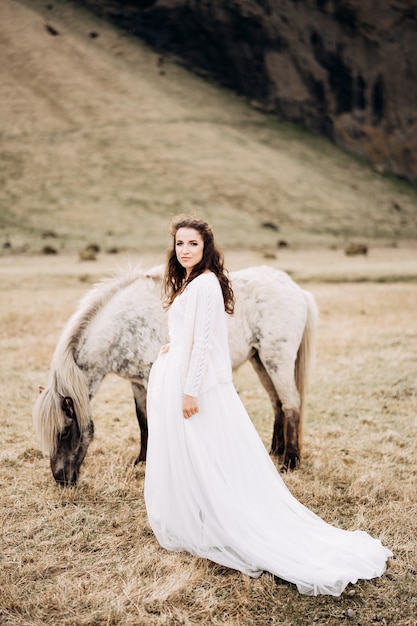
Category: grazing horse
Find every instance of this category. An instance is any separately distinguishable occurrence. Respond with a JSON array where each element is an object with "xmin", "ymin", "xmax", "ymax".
[{"xmin": 33, "ymin": 265, "xmax": 318, "ymax": 486}]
